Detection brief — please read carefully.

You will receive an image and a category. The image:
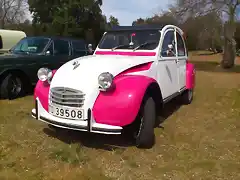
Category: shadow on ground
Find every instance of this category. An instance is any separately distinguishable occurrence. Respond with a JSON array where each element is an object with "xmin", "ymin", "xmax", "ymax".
[
  {"xmin": 191, "ymin": 61, "xmax": 240, "ymax": 73},
  {"xmin": 43, "ymin": 98, "xmax": 182, "ymax": 151}
]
